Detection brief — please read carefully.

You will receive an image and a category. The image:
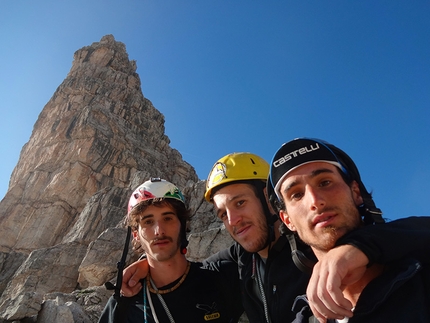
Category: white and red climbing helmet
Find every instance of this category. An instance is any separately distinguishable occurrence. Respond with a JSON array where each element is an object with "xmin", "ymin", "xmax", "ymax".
[{"xmin": 127, "ymin": 178, "xmax": 186, "ymax": 213}]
